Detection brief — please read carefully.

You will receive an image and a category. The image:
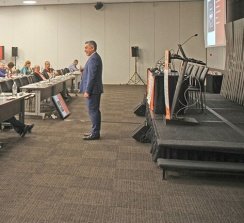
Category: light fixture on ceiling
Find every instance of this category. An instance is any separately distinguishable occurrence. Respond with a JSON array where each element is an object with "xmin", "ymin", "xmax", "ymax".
[{"xmin": 23, "ymin": 1, "xmax": 37, "ymax": 4}]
